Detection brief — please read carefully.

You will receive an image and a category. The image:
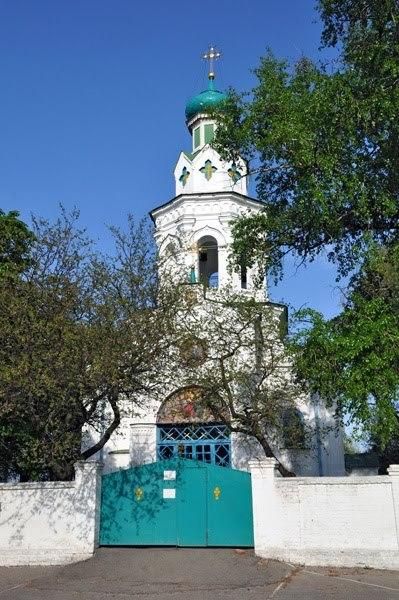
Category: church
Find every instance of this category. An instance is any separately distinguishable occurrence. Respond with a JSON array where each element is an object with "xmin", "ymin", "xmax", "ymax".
[{"xmin": 95, "ymin": 48, "xmax": 345, "ymax": 478}]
